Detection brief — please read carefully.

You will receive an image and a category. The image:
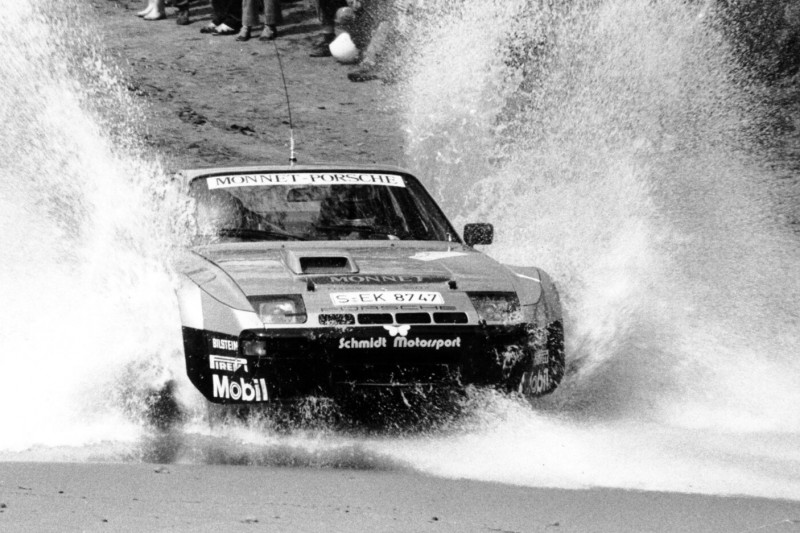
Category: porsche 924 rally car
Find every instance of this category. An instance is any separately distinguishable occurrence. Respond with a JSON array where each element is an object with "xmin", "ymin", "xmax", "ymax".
[{"xmin": 176, "ymin": 165, "xmax": 564, "ymax": 406}]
